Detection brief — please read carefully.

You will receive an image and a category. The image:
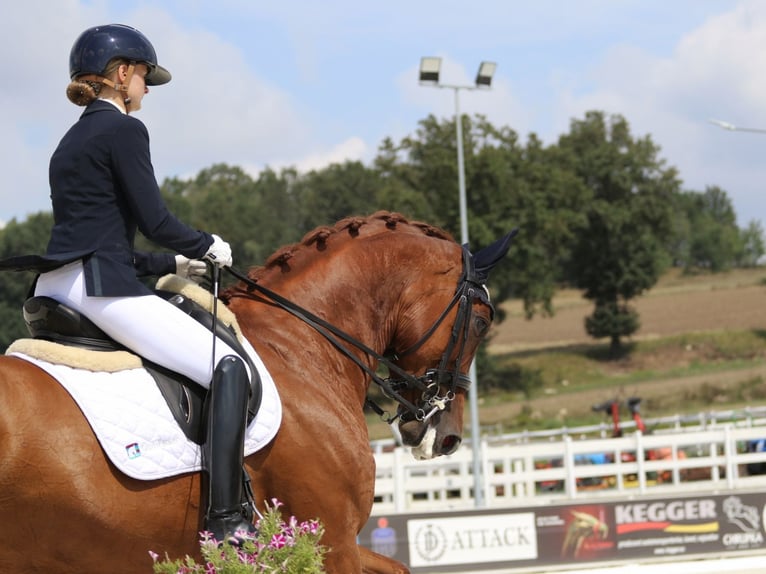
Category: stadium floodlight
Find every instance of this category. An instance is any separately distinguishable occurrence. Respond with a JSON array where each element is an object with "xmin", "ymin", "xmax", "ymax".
[{"xmin": 418, "ymin": 56, "xmax": 498, "ymax": 509}]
